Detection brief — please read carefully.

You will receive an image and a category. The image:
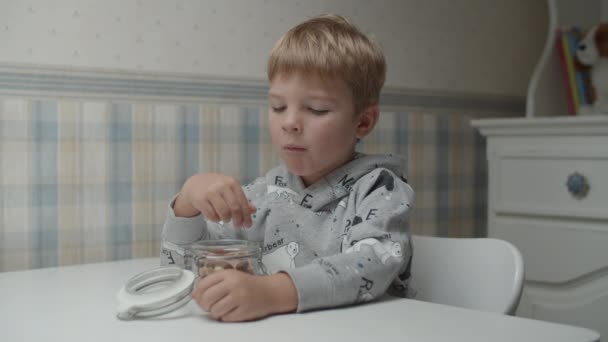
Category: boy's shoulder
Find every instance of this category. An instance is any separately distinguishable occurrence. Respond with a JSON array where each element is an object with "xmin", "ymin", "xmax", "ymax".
[
  {"xmin": 354, "ymin": 165, "xmax": 406, "ymax": 187},
  {"xmin": 347, "ymin": 153, "xmax": 408, "ymax": 185},
  {"xmin": 350, "ymin": 164, "xmax": 413, "ymax": 201}
]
